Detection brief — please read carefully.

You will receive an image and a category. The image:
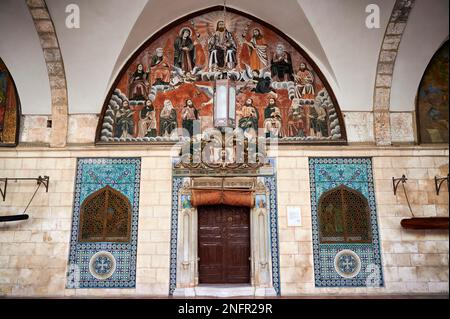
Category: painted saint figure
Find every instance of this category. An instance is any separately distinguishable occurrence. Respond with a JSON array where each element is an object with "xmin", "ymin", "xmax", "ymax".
[
  {"xmin": 115, "ymin": 100, "xmax": 134, "ymax": 139},
  {"xmin": 129, "ymin": 63, "xmax": 150, "ymax": 100},
  {"xmin": 263, "ymin": 98, "xmax": 282, "ymax": 138},
  {"xmin": 181, "ymin": 99, "xmax": 199, "ymax": 137},
  {"xmin": 271, "ymin": 44, "xmax": 293, "ymax": 82},
  {"xmin": 138, "ymin": 99, "xmax": 157, "ymax": 138},
  {"xmin": 207, "ymin": 20, "xmax": 237, "ymax": 70},
  {"xmin": 150, "ymin": 48, "xmax": 171, "ymax": 86},
  {"xmin": 294, "ymin": 62, "xmax": 315, "ymax": 102},
  {"xmin": 174, "ymin": 28, "xmax": 196, "ymax": 73},
  {"xmin": 159, "ymin": 99, "xmax": 178, "ymax": 137},
  {"xmin": 251, "ymin": 70, "xmax": 276, "ymax": 95},
  {"xmin": 309, "ymin": 104, "xmax": 328, "ymax": 137},
  {"xmin": 287, "ymin": 98, "xmax": 305, "ymax": 137},
  {"xmin": 243, "ymin": 28, "xmax": 268, "ymax": 71},
  {"xmin": 238, "ymin": 98, "xmax": 259, "ymax": 140}
]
